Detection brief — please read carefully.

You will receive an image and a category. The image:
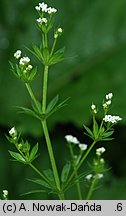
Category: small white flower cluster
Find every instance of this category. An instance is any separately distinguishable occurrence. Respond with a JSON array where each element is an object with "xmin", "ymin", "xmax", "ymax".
[
  {"xmin": 9, "ymin": 127, "xmax": 17, "ymax": 138},
  {"xmin": 79, "ymin": 143, "xmax": 88, "ymax": 151},
  {"xmin": 36, "ymin": 17, "xmax": 48, "ymax": 25},
  {"xmin": 96, "ymin": 147, "xmax": 106, "ymax": 156},
  {"xmin": 91, "ymin": 104, "xmax": 97, "ymax": 114},
  {"xmin": 19, "ymin": 57, "xmax": 30, "ymax": 66},
  {"xmin": 65, "ymin": 135, "xmax": 79, "ymax": 144},
  {"xmin": 2, "ymin": 190, "xmax": 8, "ymax": 199},
  {"xmin": 35, "ymin": 2, "xmax": 47, "ymax": 12},
  {"xmin": 85, "ymin": 174, "xmax": 93, "ymax": 180},
  {"xmin": 103, "ymin": 92, "xmax": 113, "ymax": 109},
  {"xmin": 14, "ymin": 50, "xmax": 21, "ymax": 59},
  {"xmin": 19, "ymin": 56, "xmax": 33, "ymax": 73},
  {"xmin": 14, "ymin": 50, "xmax": 33, "ymax": 75},
  {"xmin": 14, "ymin": 50, "xmax": 32, "ymax": 66},
  {"xmin": 47, "ymin": 7, "xmax": 57, "ymax": 14},
  {"xmin": 35, "ymin": 2, "xmax": 57, "ymax": 14},
  {"xmin": 65, "ymin": 135, "xmax": 87, "ymax": 151},
  {"xmin": 106, "ymin": 93, "xmax": 113, "ymax": 100},
  {"xmin": 85, "ymin": 173, "xmax": 104, "ymax": 180},
  {"xmin": 54, "ymin": 28, "xmax": 63, "ymax": 39},
  {"xmin": 103, "ymin": 115, "xmax": 122, "ymax": 124}
]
